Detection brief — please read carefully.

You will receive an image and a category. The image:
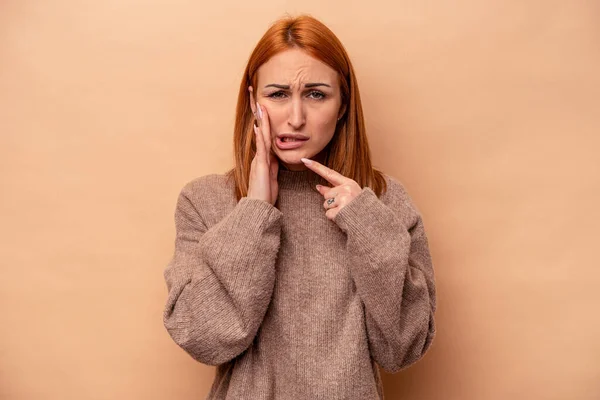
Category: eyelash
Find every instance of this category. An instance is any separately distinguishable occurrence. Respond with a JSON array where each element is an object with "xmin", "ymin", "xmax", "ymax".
[{"xmin": 267, "ymin": 90, "xmax": 326, "ymax": 100}]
